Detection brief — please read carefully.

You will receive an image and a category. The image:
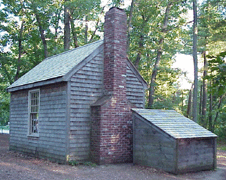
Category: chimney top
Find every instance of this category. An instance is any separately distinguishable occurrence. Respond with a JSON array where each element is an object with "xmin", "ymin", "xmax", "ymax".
[
  {"xmin": 103, "ymin": 6, "xmax": 127, "ymax": 96},
  {"xmin": 109, "ymin": 7, "xmax": 124, "ymax": 12}
]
